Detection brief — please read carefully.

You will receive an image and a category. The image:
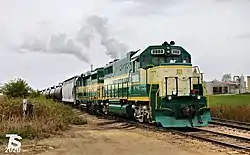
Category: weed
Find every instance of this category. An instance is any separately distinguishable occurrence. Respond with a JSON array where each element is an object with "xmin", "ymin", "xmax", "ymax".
[
  {"xmin": 208, "ymin": 94, "xmax": 250, "ymax": 122},
  {"xmin": 0, "ymin": 96, "xmax": 87, "ymax": 143}
]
